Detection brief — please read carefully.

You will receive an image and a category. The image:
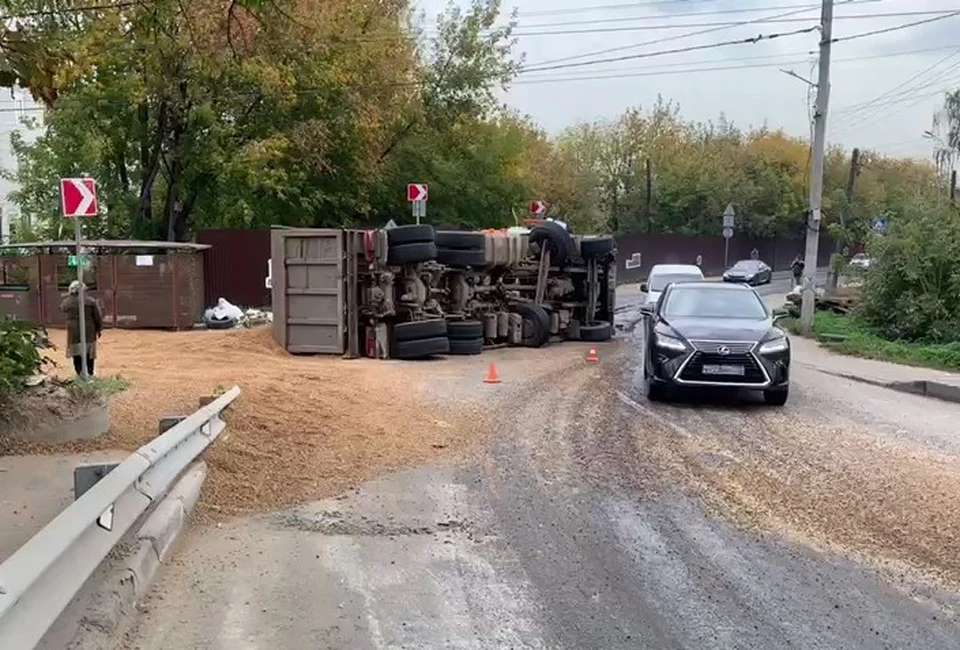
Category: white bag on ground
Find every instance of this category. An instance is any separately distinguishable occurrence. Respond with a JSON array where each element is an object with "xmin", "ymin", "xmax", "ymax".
[{"xmin": 207, "ymin": 298, "xmax": 244, "ymax": 322}]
